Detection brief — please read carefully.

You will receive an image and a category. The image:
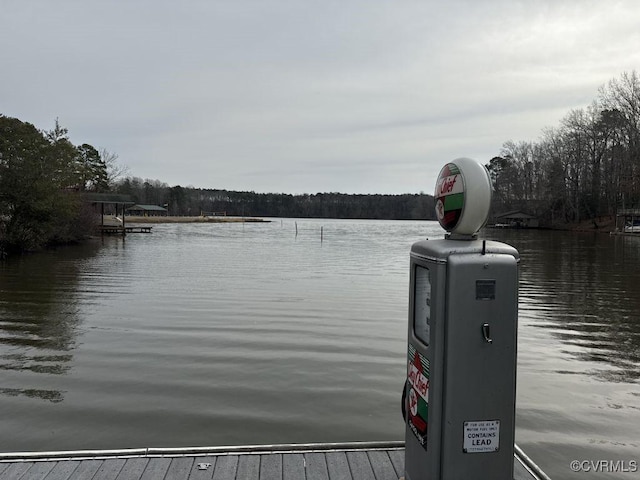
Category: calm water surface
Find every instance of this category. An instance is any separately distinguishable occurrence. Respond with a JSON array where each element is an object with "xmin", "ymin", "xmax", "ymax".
[{"xmin": 1, "ymin": 219, "xmax": 639, "ymax": 479}]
